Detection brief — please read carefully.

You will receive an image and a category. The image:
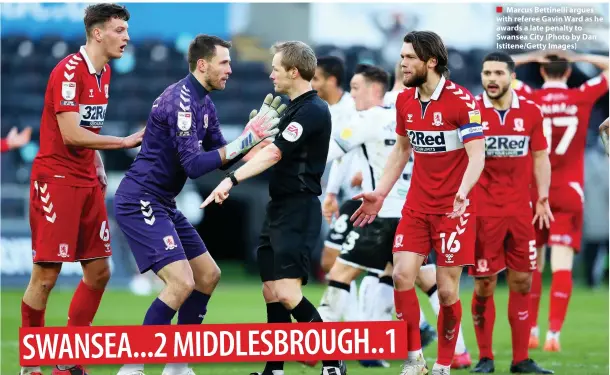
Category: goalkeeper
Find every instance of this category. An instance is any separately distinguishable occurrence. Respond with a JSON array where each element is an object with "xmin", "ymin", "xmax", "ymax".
[{"xmin": 114, "ymin": 35, "xmax": 284, "ymax": 375}]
